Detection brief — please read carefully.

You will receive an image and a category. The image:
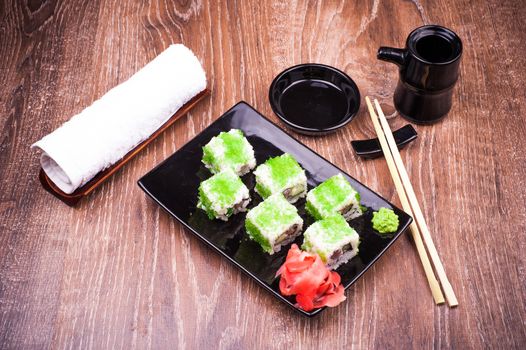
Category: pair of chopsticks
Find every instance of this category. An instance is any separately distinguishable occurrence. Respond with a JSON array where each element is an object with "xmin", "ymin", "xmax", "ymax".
[{"xmin": 365, "ymin": 97, "xmax": 458, "ymax": 307}]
